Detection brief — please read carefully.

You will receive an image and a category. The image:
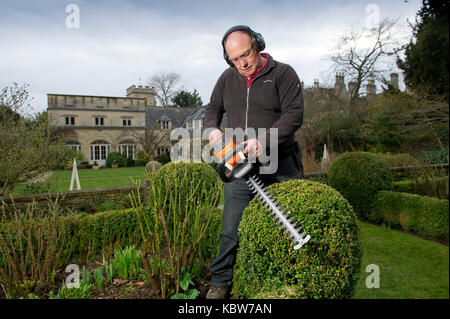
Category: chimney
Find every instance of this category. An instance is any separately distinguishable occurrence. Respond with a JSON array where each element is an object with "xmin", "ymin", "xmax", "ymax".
[
  {"xmin": 390, "ymin": 73, "xmax": 399, "ymax": 90},
  {"xmin": 348, "ymin": 81, "xmax": 357, "ymax": 97},
  {"xmin": 334, "ymin": 72, "xmax": 346, "ymax": 97},
  {"xmin": 313, "ymin": 79, "xmax": 319, "ymax": 89},
  {"xmin": 366, "ymin": 79, "xmax": 376, "ymax": 95}
]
